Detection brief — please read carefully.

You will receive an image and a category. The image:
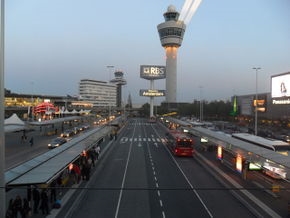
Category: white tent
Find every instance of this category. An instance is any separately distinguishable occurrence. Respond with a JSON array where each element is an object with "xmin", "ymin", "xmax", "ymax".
[{"xmin": 4, "ymin": 113, "xmax": 26, "ymax": 133}]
